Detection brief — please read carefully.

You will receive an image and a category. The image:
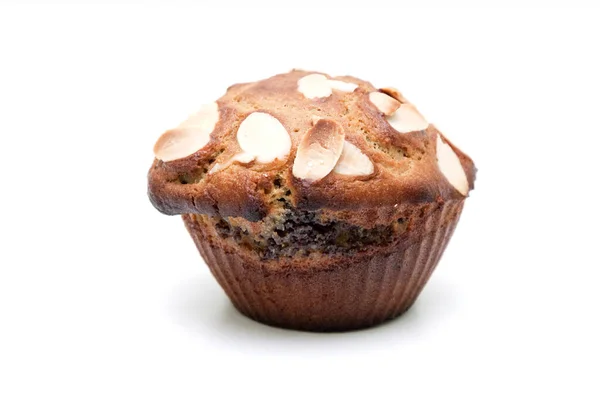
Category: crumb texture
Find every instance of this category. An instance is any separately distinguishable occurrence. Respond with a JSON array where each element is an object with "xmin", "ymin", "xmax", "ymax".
[{"xmin": 189, "ymin": 196, "xmax": 463, "ymax": 260}]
